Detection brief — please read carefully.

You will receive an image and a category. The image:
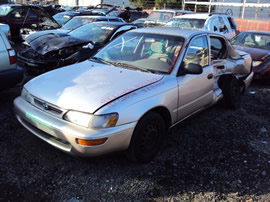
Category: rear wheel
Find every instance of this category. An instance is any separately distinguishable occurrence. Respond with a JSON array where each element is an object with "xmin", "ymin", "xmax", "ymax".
[
  {"xmin": 127, "ymin": 112, "xmax": 166, "ymax": 163},
  {"xmin": 222, "ymin": 76, "xmax": 241, "ymax": 109}
]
